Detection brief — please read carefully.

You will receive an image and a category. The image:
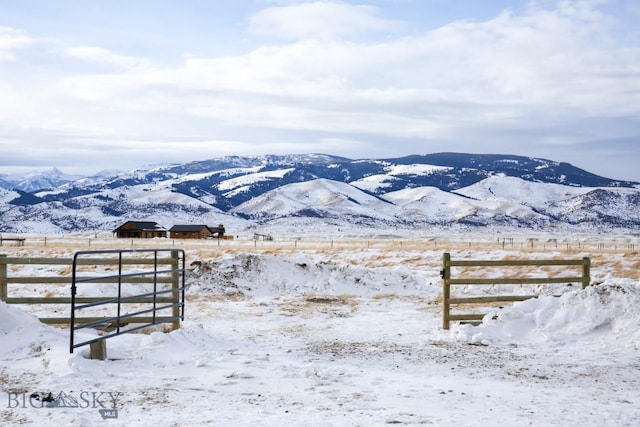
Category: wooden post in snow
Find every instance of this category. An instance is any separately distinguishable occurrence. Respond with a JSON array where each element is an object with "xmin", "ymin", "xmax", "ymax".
[
  {"xmin": 0, "ymin": 254, "xmax": 7, "ymax": 302},
  {"xmin": 442, "ymin": 252, "xmax": 451, "ymax": 330}
]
